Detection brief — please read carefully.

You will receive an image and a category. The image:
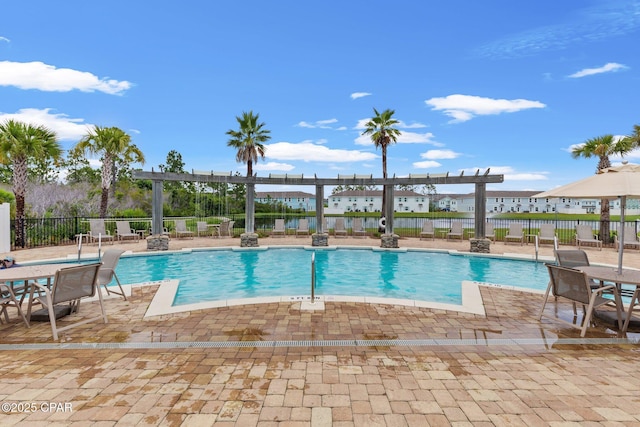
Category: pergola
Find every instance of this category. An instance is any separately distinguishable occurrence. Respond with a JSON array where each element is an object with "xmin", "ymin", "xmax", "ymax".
[{"xmin": 133, "ymin": 169, "xmax": 504, "ymax": 245}]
